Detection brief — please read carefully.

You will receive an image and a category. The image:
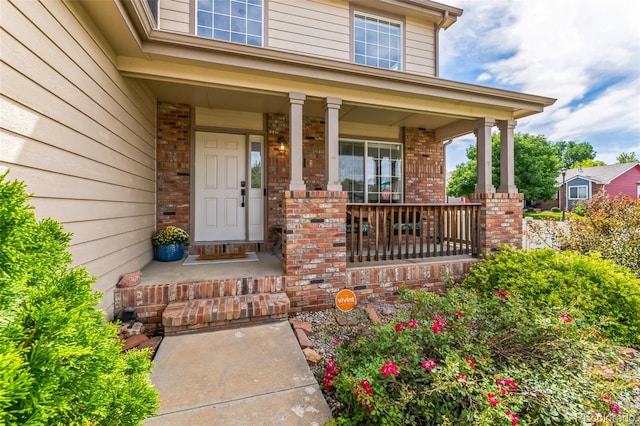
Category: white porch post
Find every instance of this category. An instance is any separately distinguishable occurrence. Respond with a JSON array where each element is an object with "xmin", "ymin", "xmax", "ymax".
[
  {"xmin": 324, "ymin": 97, "xmax": 342, "ymax": 191},
  {"xmin": 475, "ymin": 117, "xmax": 496, "ymax": 193},
  {"xmin": 288, "ymin": 92, "xmax": 306, "ymax": 191},
  {"xmin": 497, "ymin": 119, "xmax": 518, "ymax": 193}
]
